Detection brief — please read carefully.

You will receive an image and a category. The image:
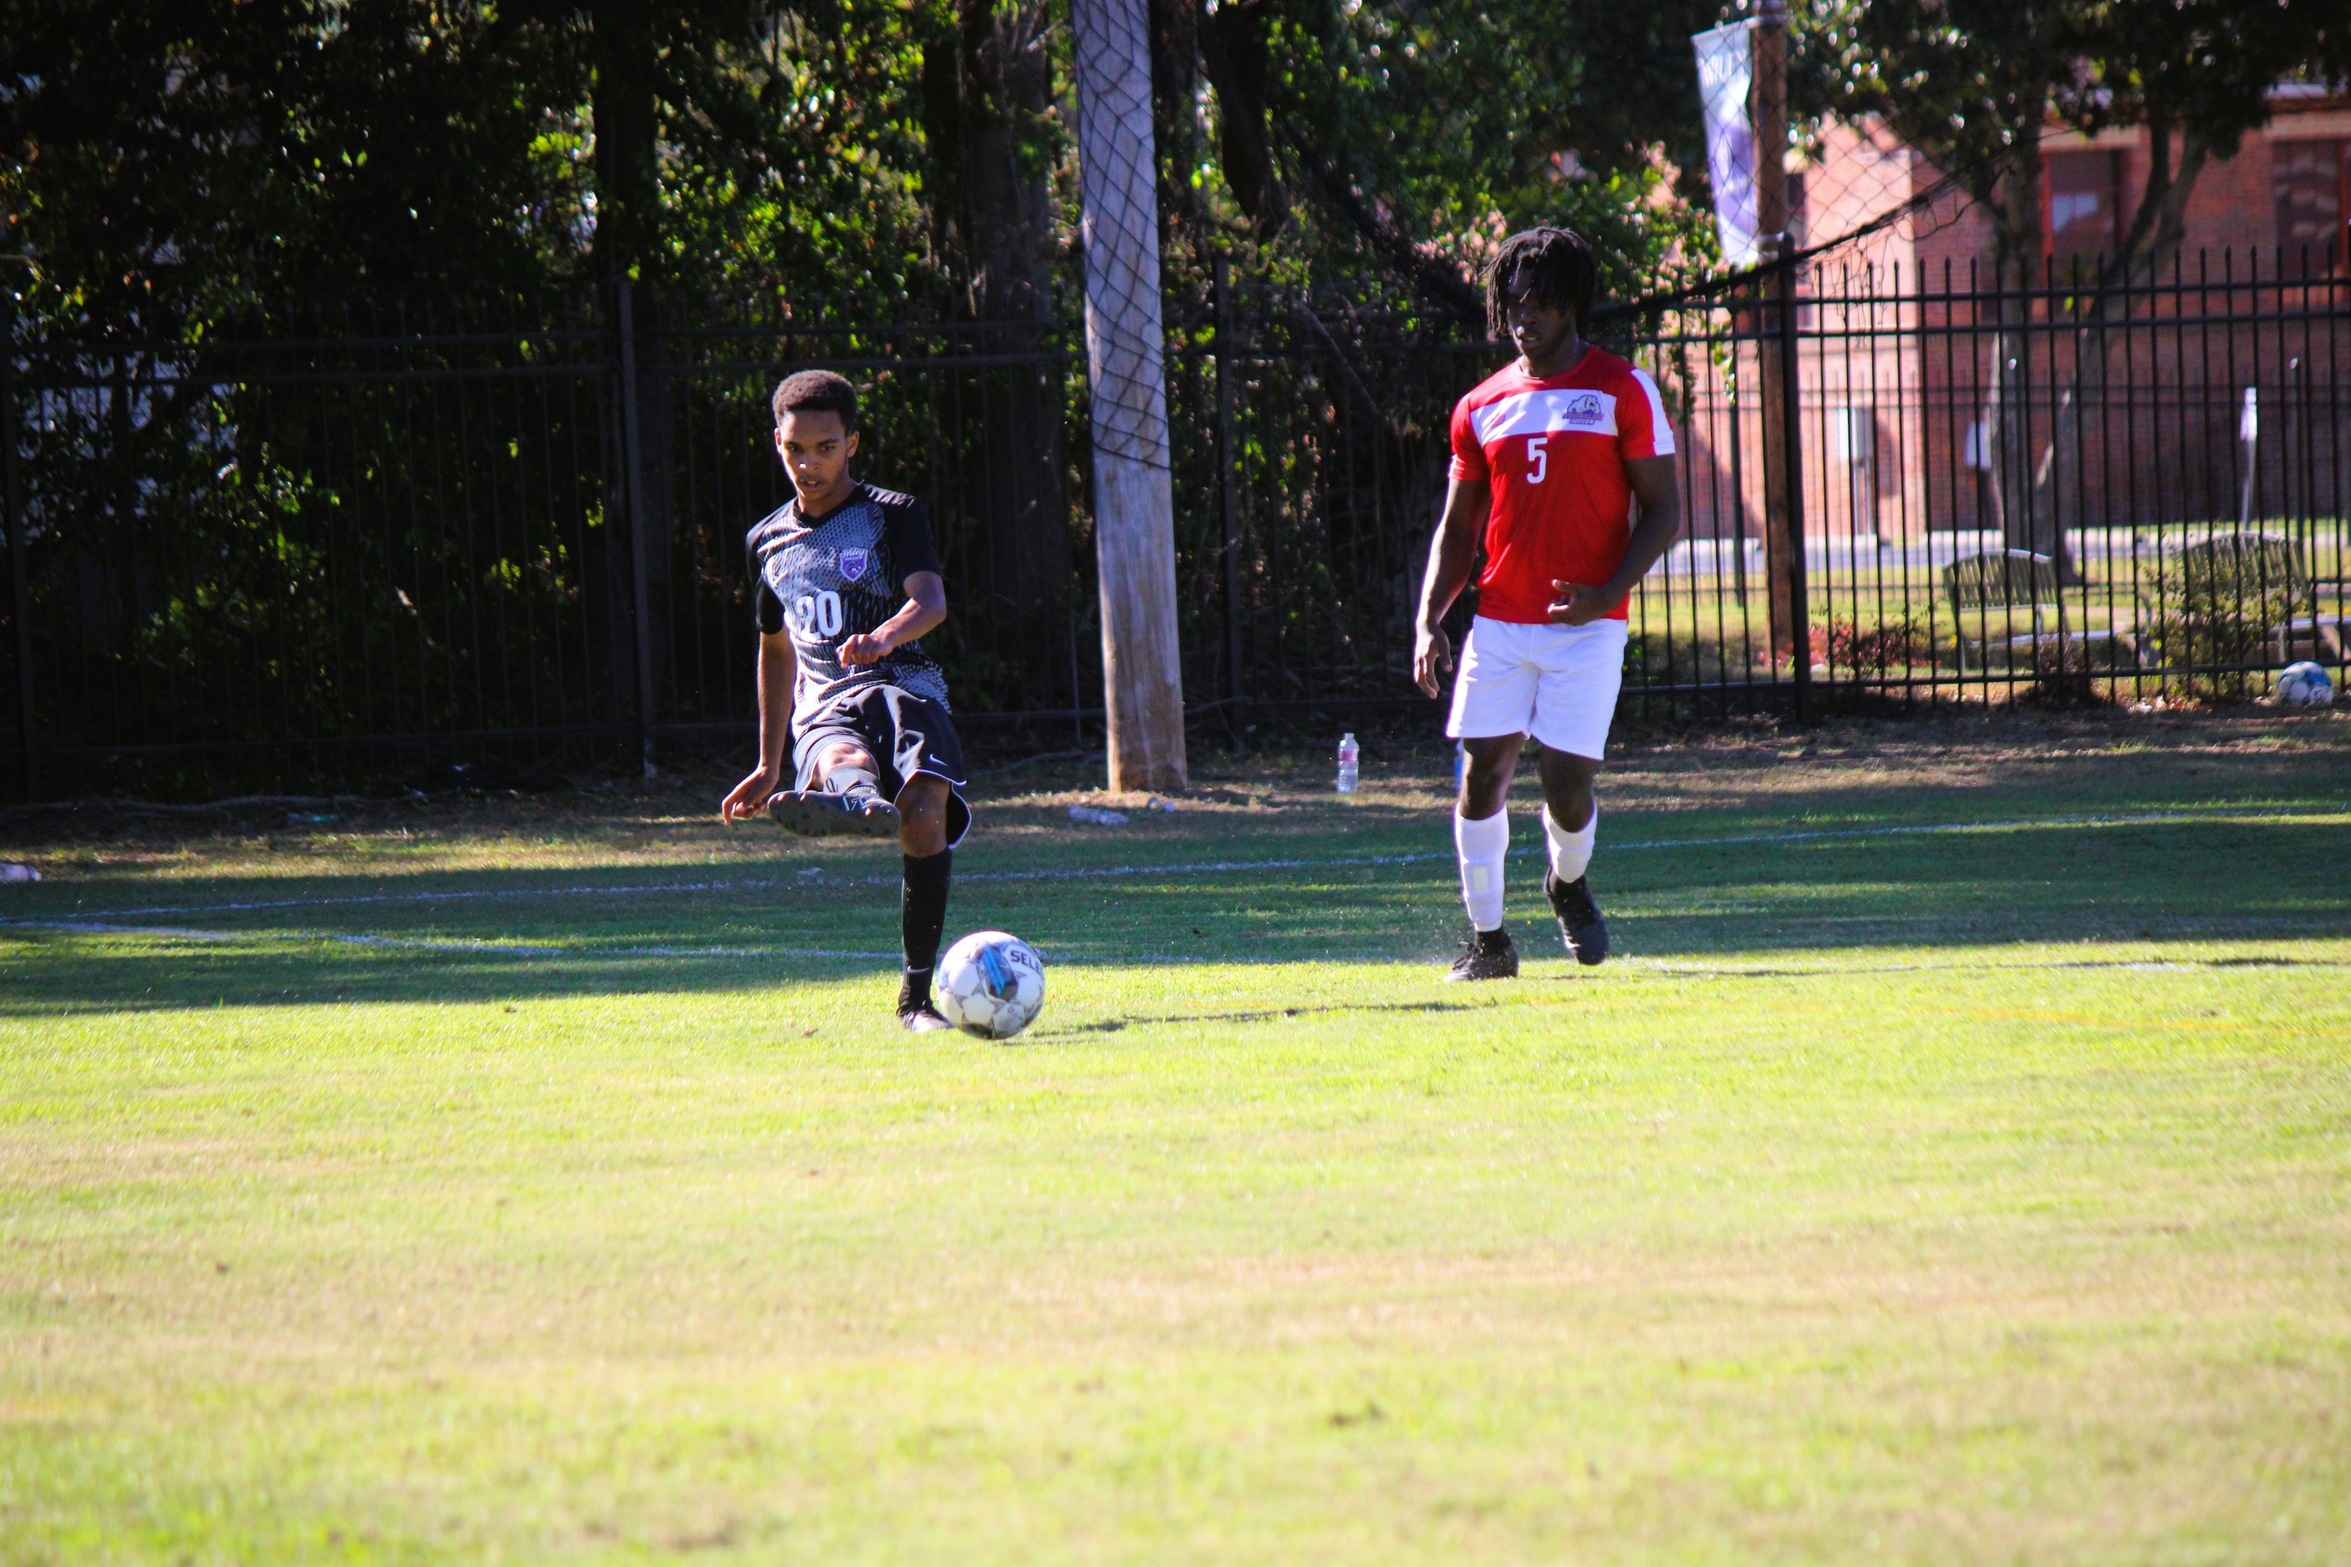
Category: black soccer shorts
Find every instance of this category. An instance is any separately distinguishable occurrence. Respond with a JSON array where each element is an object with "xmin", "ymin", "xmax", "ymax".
[{"xmin": 790, "ymin": 683, "xmax": 972, "ymax": 847}]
